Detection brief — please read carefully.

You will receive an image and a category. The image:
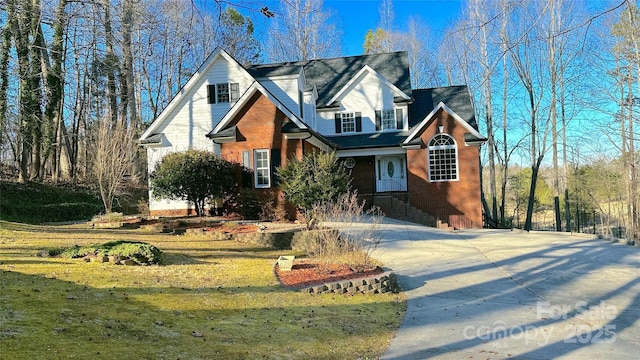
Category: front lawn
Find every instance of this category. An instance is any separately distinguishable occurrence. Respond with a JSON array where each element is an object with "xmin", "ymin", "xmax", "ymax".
[{"xmin": 0, "ymin": 221, "xmax": 405, "ymax": 359}]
